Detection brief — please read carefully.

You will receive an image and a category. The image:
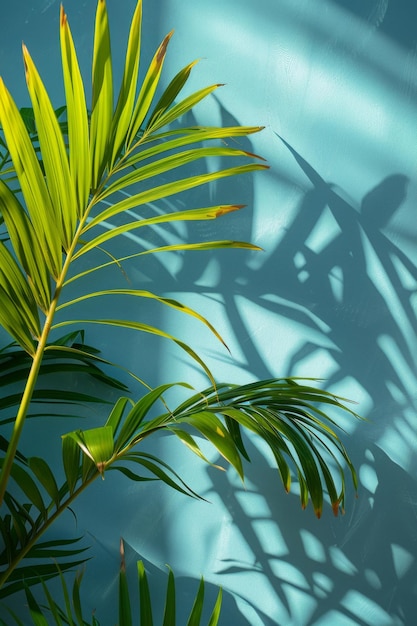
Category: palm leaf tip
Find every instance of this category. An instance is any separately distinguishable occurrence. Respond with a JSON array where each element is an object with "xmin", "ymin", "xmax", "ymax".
[
  {"xmin": 214, "ymin": 204, "xmax": 245, "ymax": 217},
  {"xmin": 158, "ymin": 29, "xmax": 174, "ymax": 62},
  {"xmin": 331, "ymin": 499, "xmax": 341, "ymax": 517},
  {"xmin": 60, "ymin": 3, "xmax": 66, "ymax": 26}
]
